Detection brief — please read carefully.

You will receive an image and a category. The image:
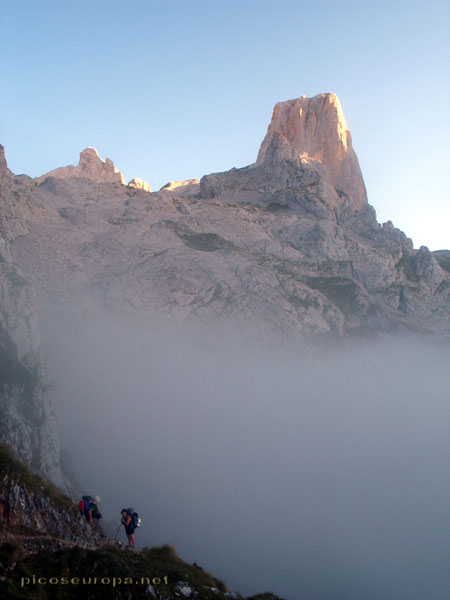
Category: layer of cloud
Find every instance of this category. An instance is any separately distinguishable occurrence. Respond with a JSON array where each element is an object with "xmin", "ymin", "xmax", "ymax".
[{"xmin": 42, "ymin": 318, "xmax": 450, "ymax": 599}]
